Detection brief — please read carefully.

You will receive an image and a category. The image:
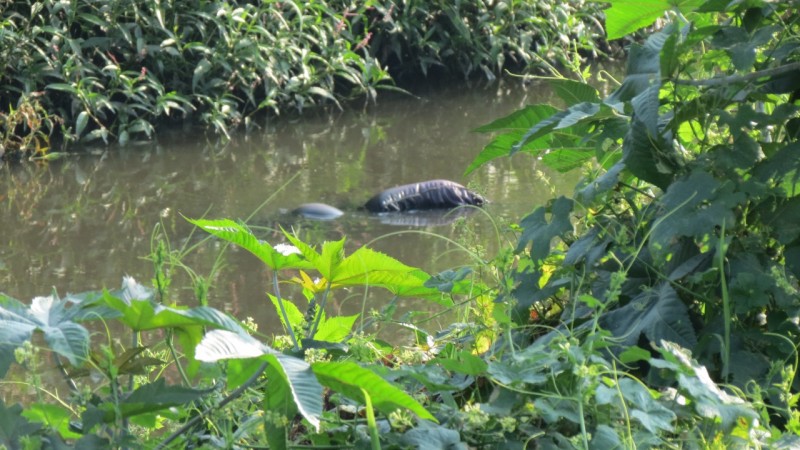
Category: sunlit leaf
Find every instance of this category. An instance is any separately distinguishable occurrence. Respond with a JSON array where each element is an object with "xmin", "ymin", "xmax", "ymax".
[
  {"xmin": 312, "ymin": 361, "xmax": 437, "ymax": 422},
  {"xmin": 188, "ymin": 218, "xmax": 312, "ymax": 270},
  {"xmin": 314, "ymin": 314, "xmax": 359, "ymax": 343},
  {"xmin": 195, "ymin": 330, "xmax": 323, "ymax": 431},
  {"xmin": 268, "ymin": 294, "xmax": 305, "ymax": 332},
  {"xmin": 591, "ymin": 0, "xmax": 701, "ymax": 40}
]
